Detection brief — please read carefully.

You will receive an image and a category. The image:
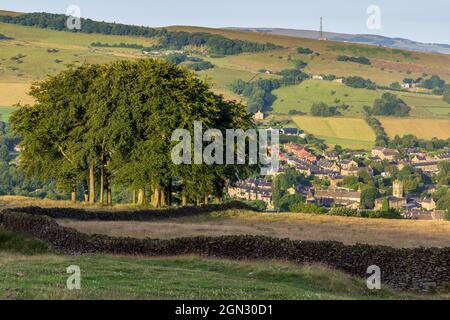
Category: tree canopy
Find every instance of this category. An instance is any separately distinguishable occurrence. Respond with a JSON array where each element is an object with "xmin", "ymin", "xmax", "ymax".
[{"xmin": 10, "ymin": 59, "xmax": 256, "ymax": 207}]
